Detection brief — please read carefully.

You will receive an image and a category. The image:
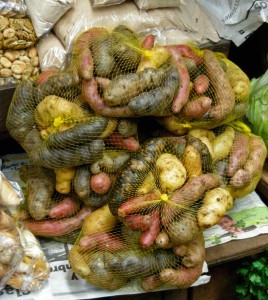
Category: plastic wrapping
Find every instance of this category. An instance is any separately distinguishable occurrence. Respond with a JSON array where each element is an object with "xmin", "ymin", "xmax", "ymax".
[
  {"xmin": 25, "ymin": 0, "xmax": 74, "ymax": 38},
  {"xmin": 0, "ymin": 209, "xmax": 24, "ymax": 290},
  {"xmin": 53, "ymin": 0, "xmax": 219, "ymax": 53},
  {"xmin": 0, "ymin": 174, "xmax": 50, "ymax": 292},
  {"xmin": 0, "ymin": 16, "xmax": 37, "ymax": 49},
  {"xmin": 37, "ymin": 32, "xmax": 67, "ymax": 71},
  {"xmin": 90, "ymin": 0, "xmax": 126, "ymax": 7},
  {"xmin": 134, "ymin": 0, "xmax": 184, "ymax": 10},
  {"xmin": 0, "ymin": 171, "xmax": 23, "ymax": 206},
  {"xmin": 0, "ymin": 47, "xmax": 40, "ymax": 89},
  {"xmin": 0, "ymin": 0, "xmax": 27, "ymax": 18}
]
